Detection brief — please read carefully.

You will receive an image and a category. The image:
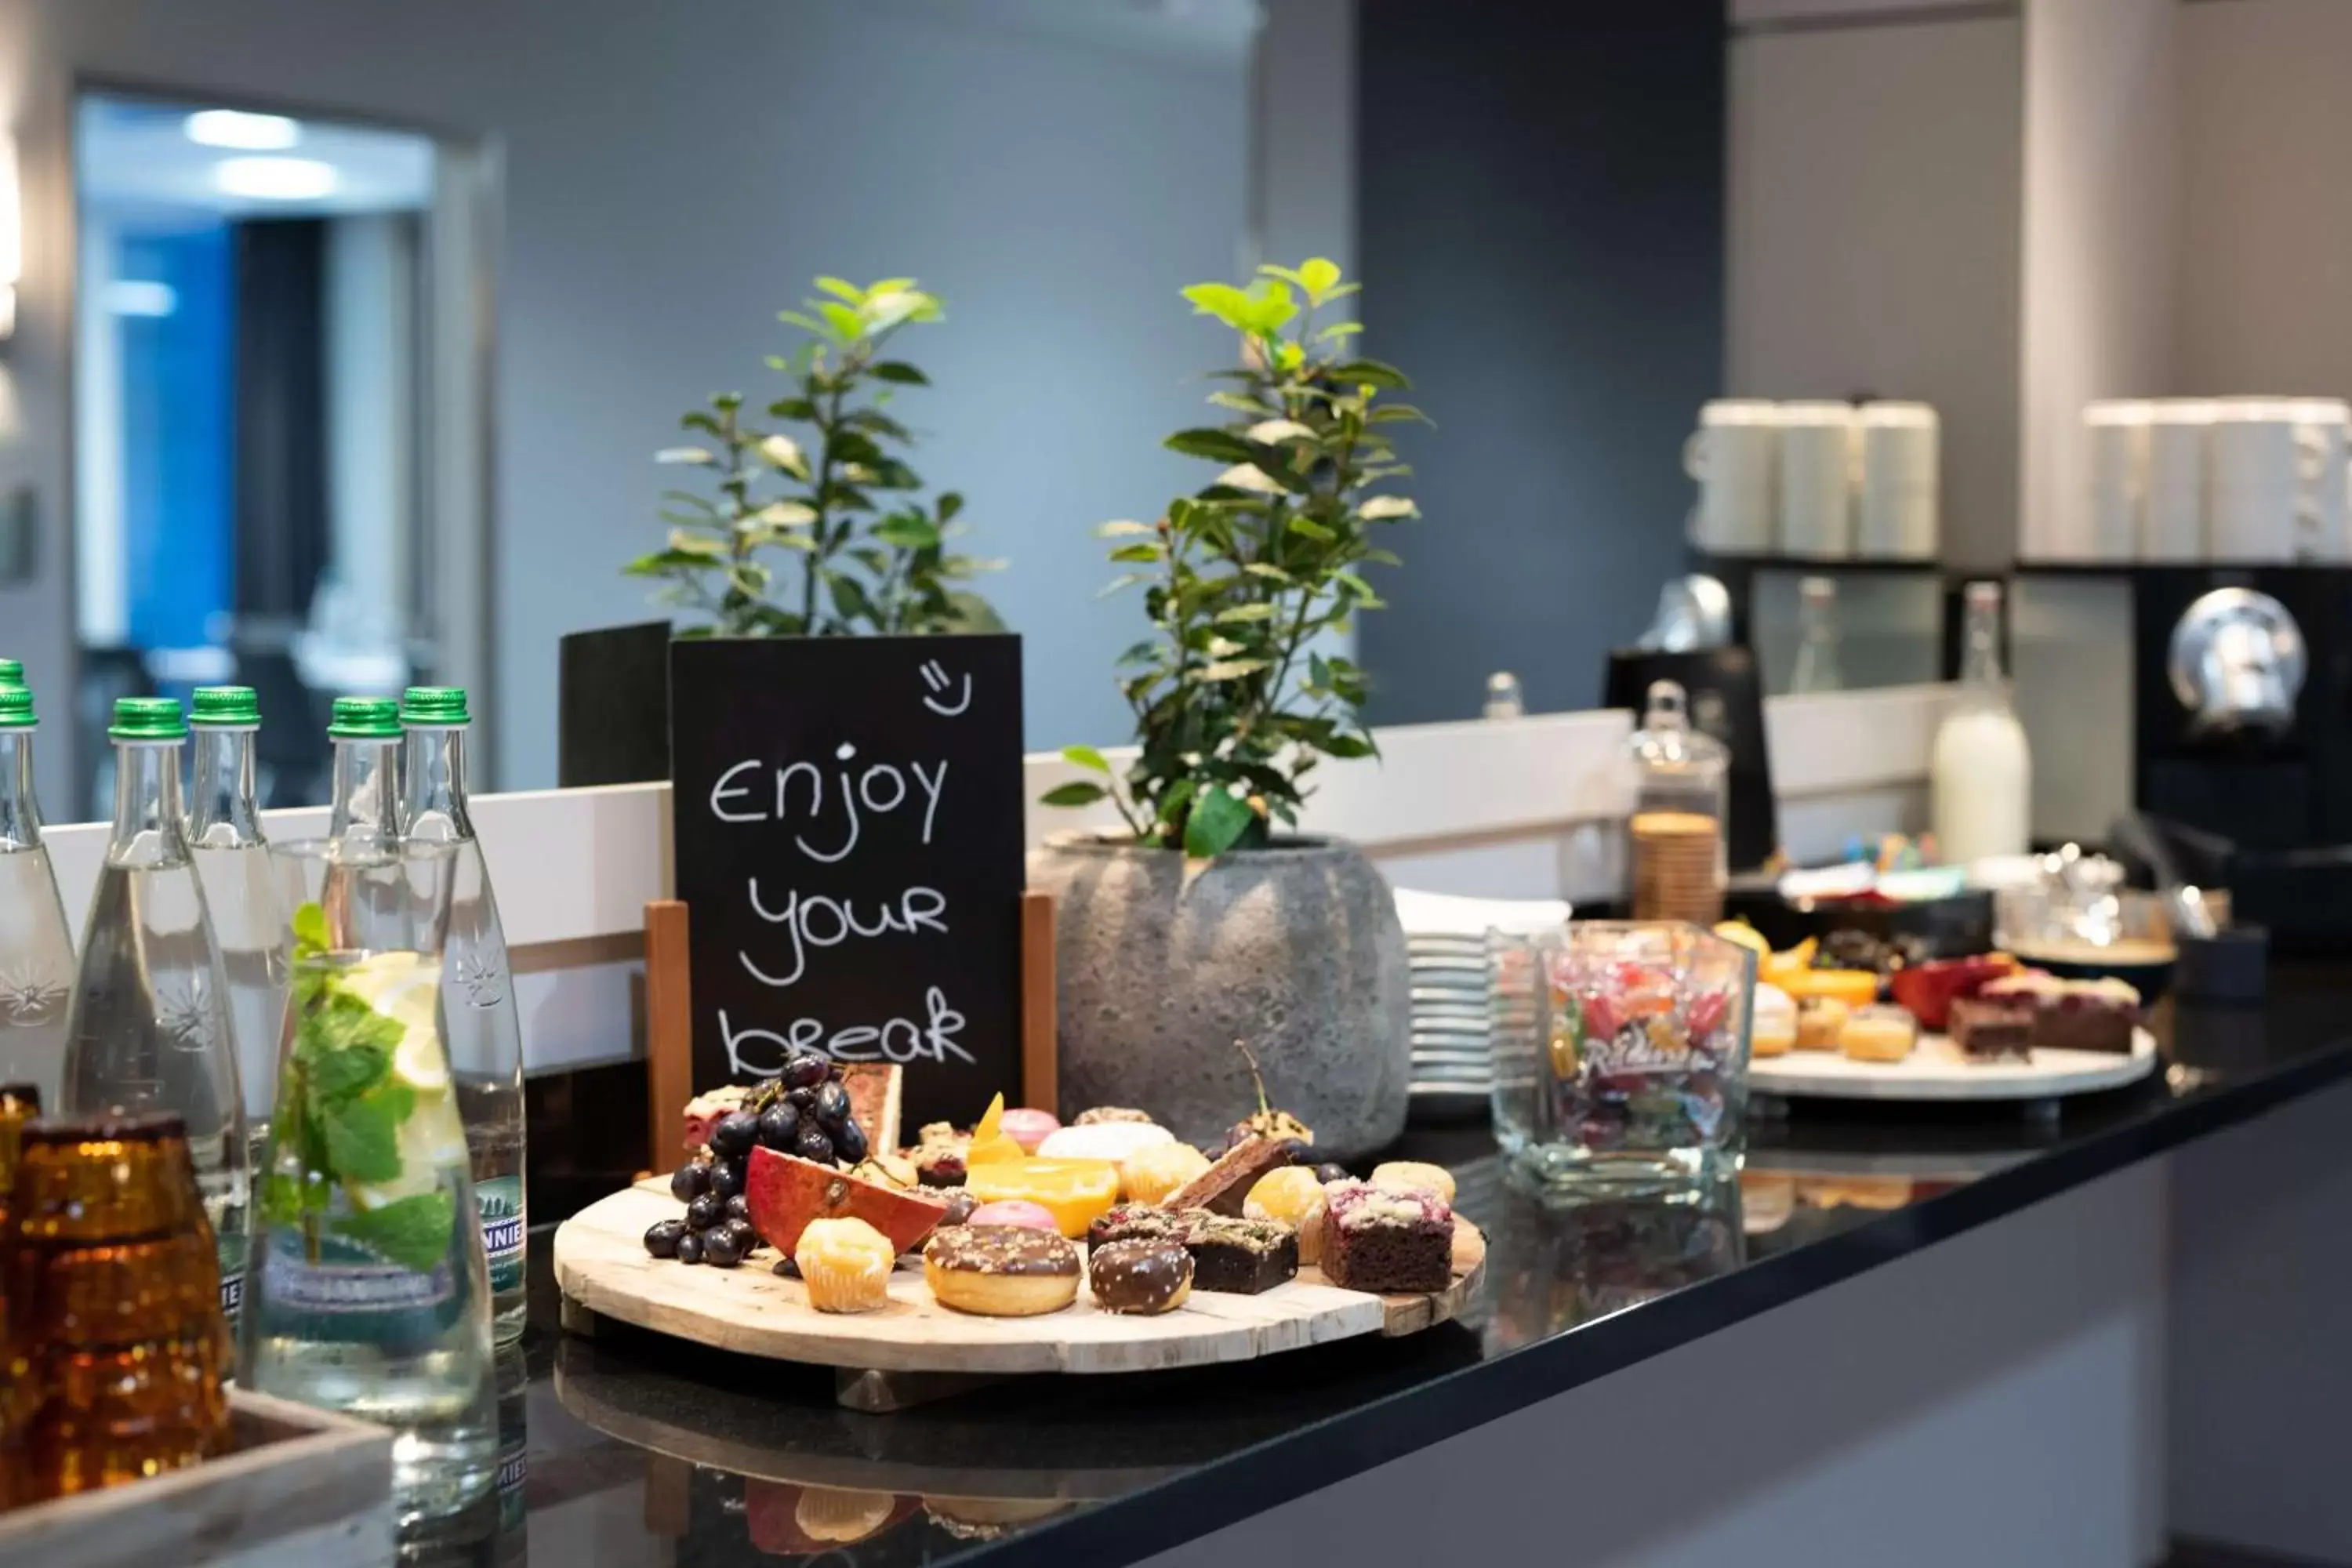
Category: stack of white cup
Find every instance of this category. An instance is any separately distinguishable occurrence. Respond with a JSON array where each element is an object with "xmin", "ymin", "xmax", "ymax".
[
  {"xmin": 1683, "ymin": 398, "xmax": 1940, "ymax": 561},
  {"xmin": 2073, "ymin": 397, "xmax": 2352, "ymax": 564}
]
